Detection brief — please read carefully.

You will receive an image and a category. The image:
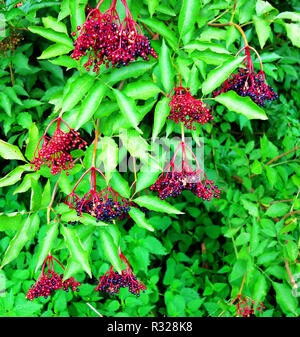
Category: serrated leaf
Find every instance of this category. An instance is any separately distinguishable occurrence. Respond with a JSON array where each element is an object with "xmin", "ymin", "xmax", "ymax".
[
  {"xmin": 38, "ymin": 43, "xmax": 72, "ymax": 59},
  {"xmin": 129, "ymin": 208, "xmax": 154, "ymax": 232},
  {"xmin": 25, "ymin": 123, "xmax": 39, "ymax": 161},
  {"xmin": 266, "ymin": 203, "xmax": 290, "ymax": 217},
  {"xmin": 62, "ymin": 74, "xmax": 95, "ymax": 112},
  {"xmin": 0, "ymin": 139, "xmax": 26, "ymax": 161},
  {"xmin": 178, "ymin": 0, "xmax": 201, "ymax": 43},
  {"xmin": 159, "ymin": 39, "xmax": 174, "ymax": 93},
  {"xmin": 133, "ymin": 195, "xmax": 183, "ymax": 215},
  {"xmin": 28, "ymin": 26, "xmax": 73, "ymax": 48},
  {"xmin": 202, "ymin": 56, "xmax": 244, "ymax": 95},
  {"xmin": 77, "ymin": 81, "xmax": 106, "ymax": 128},
  {"xmin": 34, "ymin": 222, "xmax": 58, "ymax": 273},
  {"xmin": 61, "ymin": 226, "xmax": 92, "ymax": 278},
  {"xmin": 99, "ymin": 229, "xmax": 122, "ymax": 273},
  {"xmin": 152, "ymin": 96, "xmax": 170, "ymax": 142},
  {"xmin": 214, "ymin": 91, "xmax": 268, "ymax": 120},
  {"xmin": 113, "ymin": 90, "xmax": 143, "ymax": 133},
  {"xmin": 1, "ymin": 216, "xmax": 32, "ymax": 268}
]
